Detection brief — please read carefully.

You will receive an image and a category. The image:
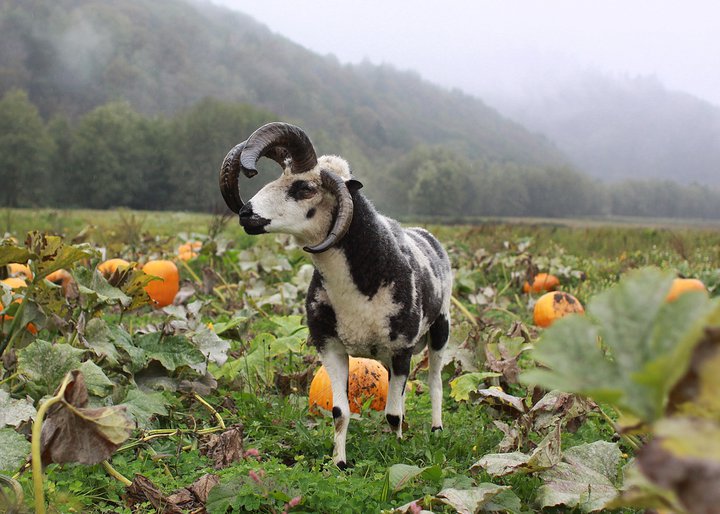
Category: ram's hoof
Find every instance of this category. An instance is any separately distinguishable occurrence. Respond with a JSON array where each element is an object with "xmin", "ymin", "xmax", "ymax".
[
  {"xmin": 386, "ymin": 414, "xmax": 401, "ymax": 430},
  {"xmin": 431, "ymin": 426, "xmax": 443, "ymax": 433}
]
